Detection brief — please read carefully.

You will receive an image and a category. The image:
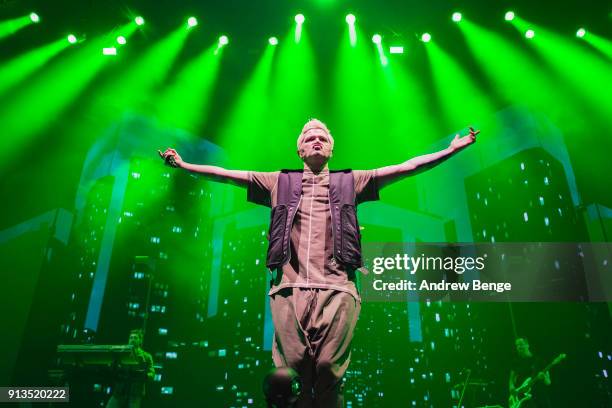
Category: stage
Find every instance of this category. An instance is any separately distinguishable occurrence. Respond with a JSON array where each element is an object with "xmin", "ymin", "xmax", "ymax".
[{"xmin": 1, "ymin": 0, "xmax": 611, "ymax": 406}]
